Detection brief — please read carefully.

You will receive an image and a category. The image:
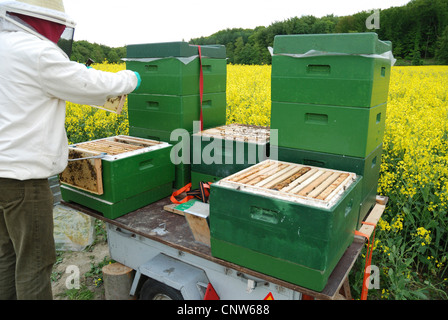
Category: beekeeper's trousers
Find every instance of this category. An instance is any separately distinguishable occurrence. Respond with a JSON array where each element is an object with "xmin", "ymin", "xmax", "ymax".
[{"xmin": 0, "ymin": 178, "xmax": 55, "ymax": 300}]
